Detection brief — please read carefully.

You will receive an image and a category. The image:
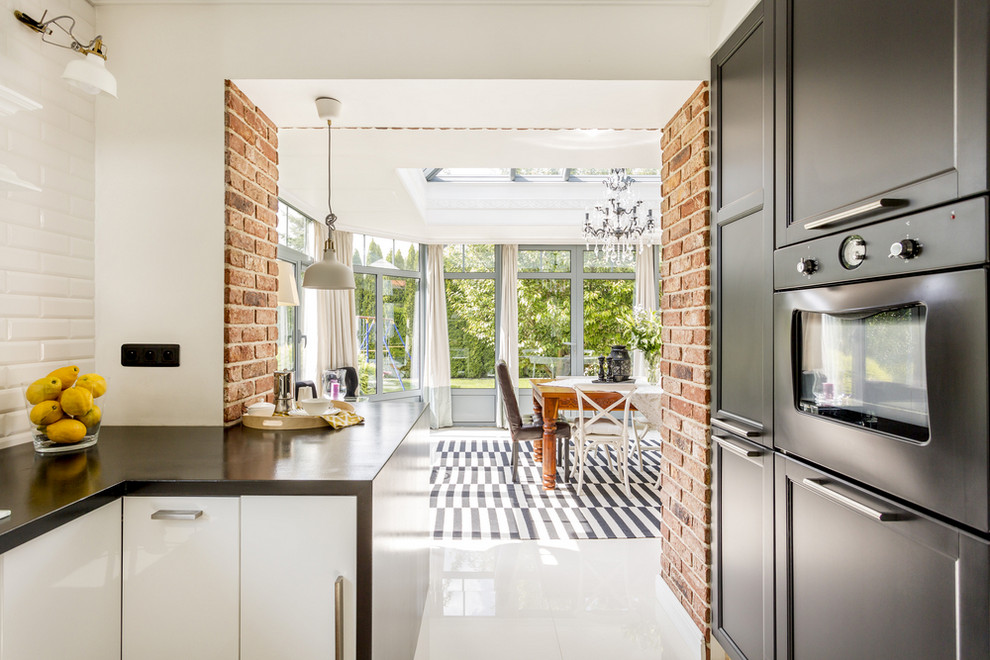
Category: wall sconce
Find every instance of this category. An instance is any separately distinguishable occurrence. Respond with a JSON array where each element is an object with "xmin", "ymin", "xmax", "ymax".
[{"xmin": 14, "ymin": 9, "xmax": 117, "ymax": 98}]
